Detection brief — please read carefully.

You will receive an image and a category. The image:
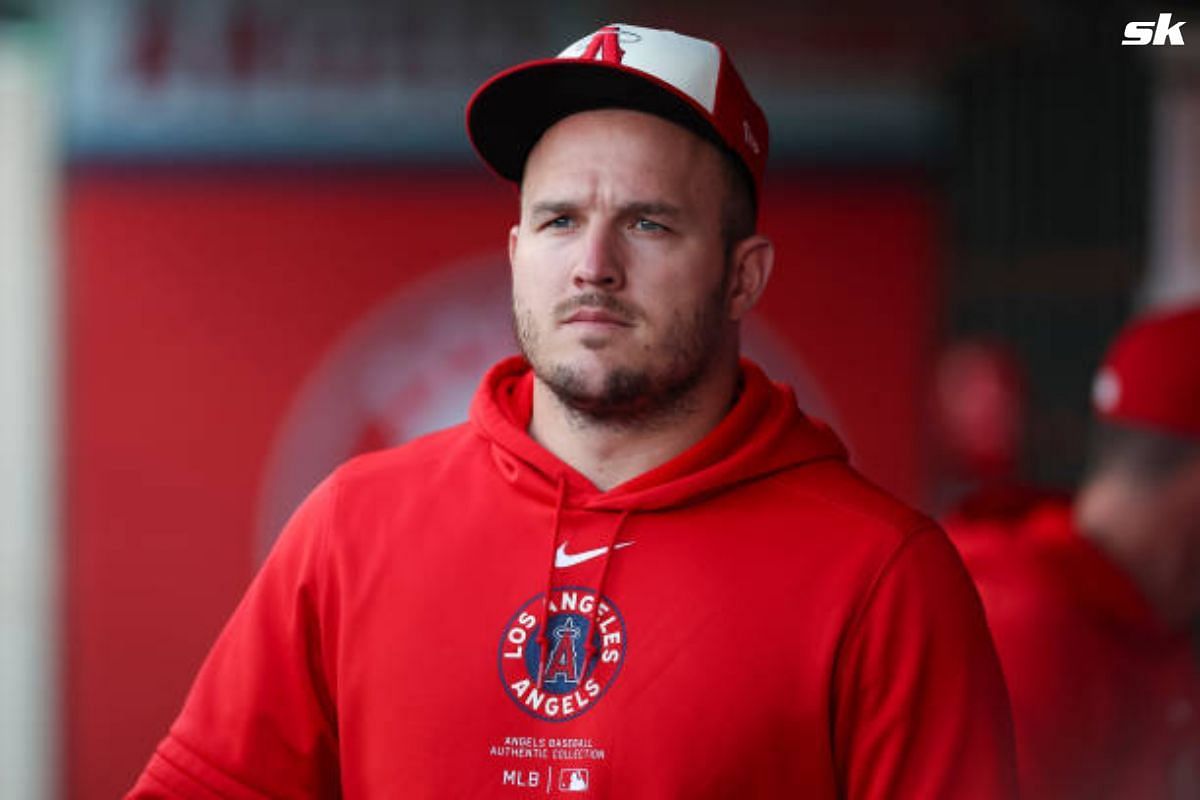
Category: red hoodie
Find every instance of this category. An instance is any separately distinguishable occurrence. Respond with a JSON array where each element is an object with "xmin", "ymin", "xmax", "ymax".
[
  {"xmin": 950, "ymin": 497, "xmax": 1200, "ymax": 799},
  {"xmin": 129, "ymin": 357, "xmax": 1017, "ymax": 799}
]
